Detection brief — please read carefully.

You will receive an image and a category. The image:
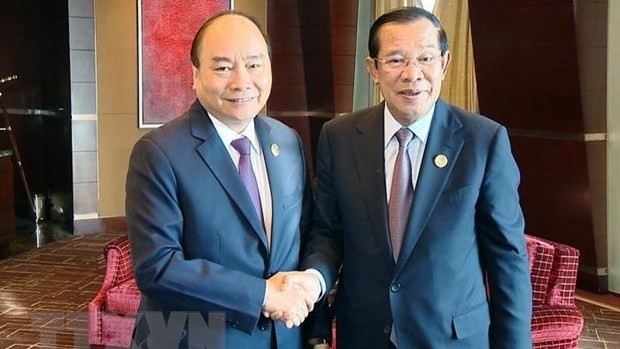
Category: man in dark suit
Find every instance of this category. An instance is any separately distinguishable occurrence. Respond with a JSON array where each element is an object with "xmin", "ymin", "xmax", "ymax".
[
  {"xmin": 125, "ymin": 11, "xmax": 314, "ymax": 349},
  {"xmin": 291, "ymin": 6, "xmax": 533, "ymax": 349}
]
